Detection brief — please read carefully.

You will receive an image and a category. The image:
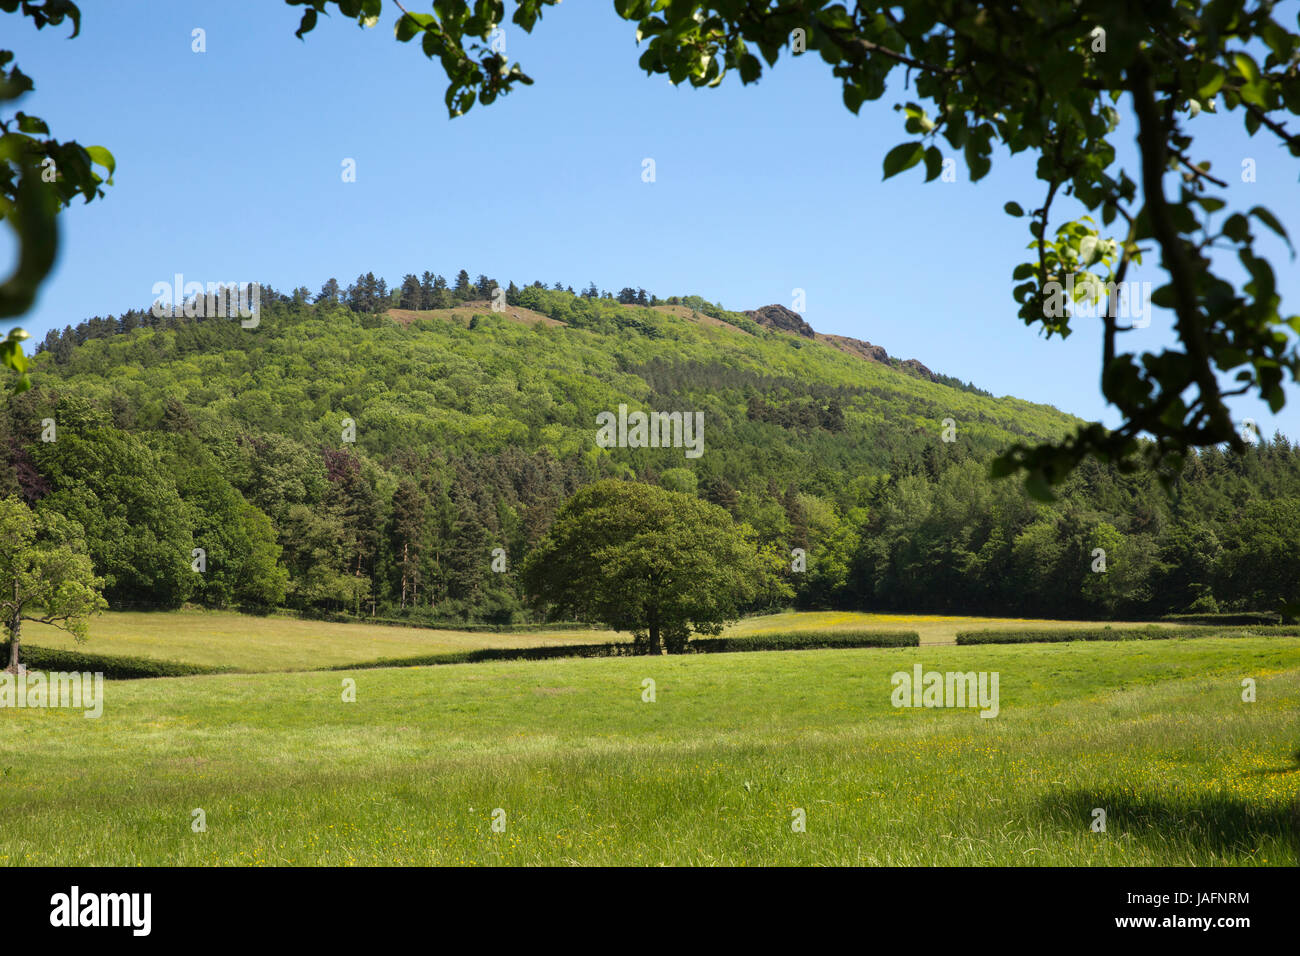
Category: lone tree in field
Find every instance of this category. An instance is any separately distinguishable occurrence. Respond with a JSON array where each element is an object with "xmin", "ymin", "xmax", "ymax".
[
  {"xmin": 0, "ymin": 496, "xmax": 106, "ymax": 672},
  {"xmin": 522, "ymin": 480, "xmax": 788, "ymax": 654}
]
